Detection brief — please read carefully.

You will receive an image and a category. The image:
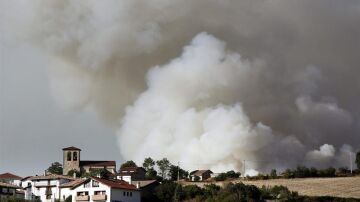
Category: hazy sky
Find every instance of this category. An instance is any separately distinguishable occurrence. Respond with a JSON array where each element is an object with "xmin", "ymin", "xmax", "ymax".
[
  {"xmin": 1, "ymin": 0, "xmax": 359, "ymax": 176},
  {"xmin": 0, "ymin": 37, "xmax": 122, "ymax": 177}
]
